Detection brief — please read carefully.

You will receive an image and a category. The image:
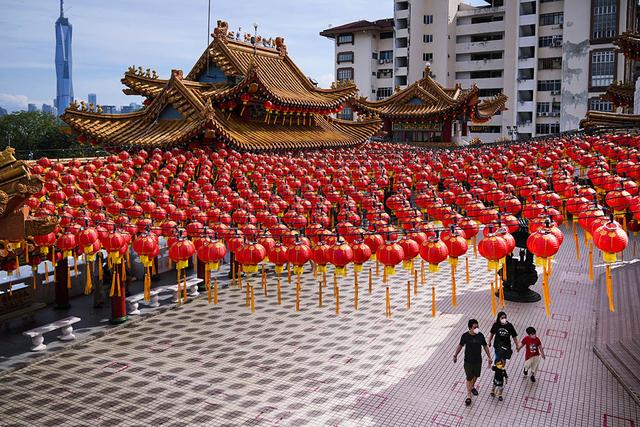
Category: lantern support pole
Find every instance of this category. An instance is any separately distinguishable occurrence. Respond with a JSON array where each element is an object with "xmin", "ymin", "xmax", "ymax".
[
  {"xmin": 354, "ymin": 270, "xmax": 359, "ymax": 310},
  {"xmin": 465, "ymin": 256, "xmax": 470, "ymax": 283},
  {"xmin": 276, "ymin": 273, "xmax": 281, "ymax": 305},
  {"xmin": 368, "ymin": 266, "xmax": 373, "ymax": 293},
  {"xmin": 406, "ymin": 280, "xmax": 411, "ymax": 309},
  {"xmin": 386, "ymin": 286, "xmax": 391, "ymax": 318},
  {"xmin": 413, "ymin": 269, "xmax": 418, "ymax": 296},
  {"xmin": 295, "ymin": 272, "xmax": 301, "ymax": 311},
  {"xmin": 431, "ymin": 285, "xmax": 436, "ymax": 317},
  {"xmin": 605, "ymin": 264, "xmax": 615, "ymax": 312},
  {"xmin": 318, "ymin": 281, "xmax": 323, "ymax": 307}
]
